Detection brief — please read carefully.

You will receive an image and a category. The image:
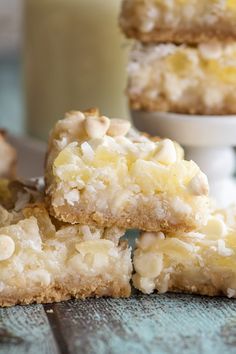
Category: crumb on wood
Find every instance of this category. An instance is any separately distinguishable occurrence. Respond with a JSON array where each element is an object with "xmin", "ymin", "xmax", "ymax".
[{"xmin": 46, "ymin": 309, "xmax": 54, "ymax": 313}]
